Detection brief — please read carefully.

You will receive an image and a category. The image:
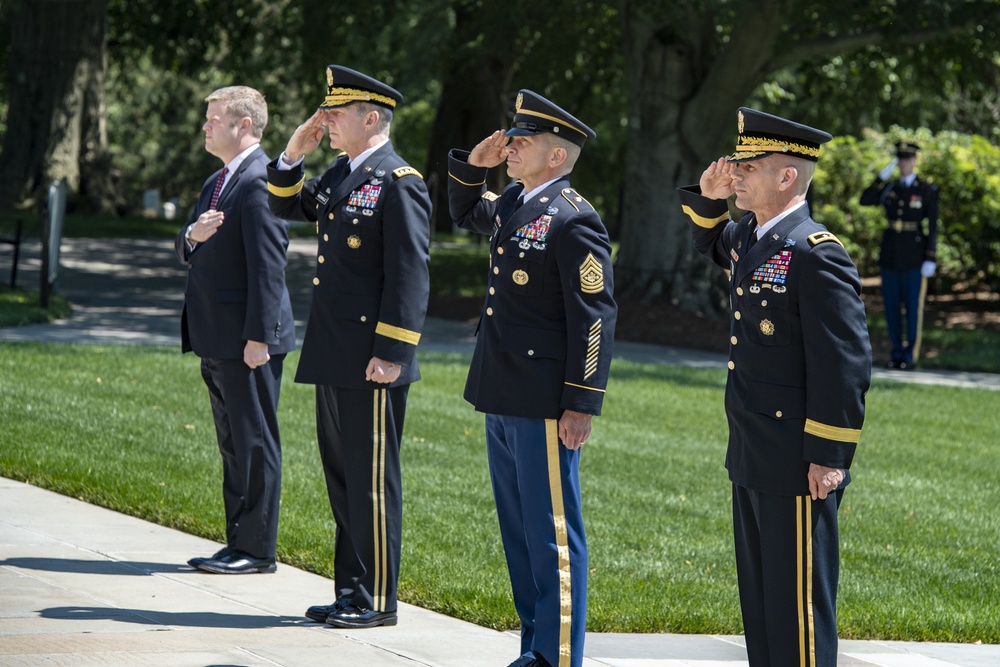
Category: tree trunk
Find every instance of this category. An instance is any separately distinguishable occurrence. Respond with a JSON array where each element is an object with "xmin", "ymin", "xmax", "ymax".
[
  {"xmin": 0, "ymin": 0, "xmax": 112, "ymax": 213},
  {"xmin": 614, "ymin": 0, "xmax": 784, "ymax": 314},
  {"xmin": 424, "ymin": 2, "xmax": 517, "ymax": 235}
]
